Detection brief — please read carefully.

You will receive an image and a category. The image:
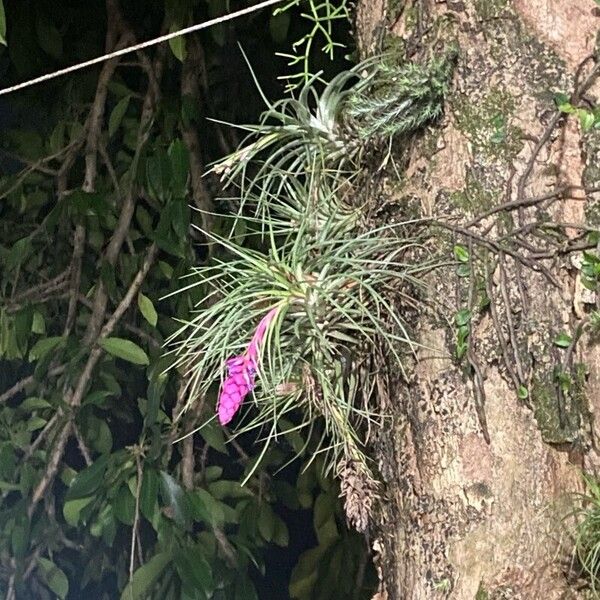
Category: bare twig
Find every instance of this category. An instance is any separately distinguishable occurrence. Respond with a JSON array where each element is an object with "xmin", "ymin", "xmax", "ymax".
[
  {"xmin": 180, "ymin": 35, "xmax": 214, "ymax": 234},
  {"xmin": 0, "ymin": 366, "xmax": 66, "ymax": 404},
  {"xmin": 465, "ymin": 239, "xmax": 490, "ymax": 443},
  {"xmin": 498, "ymin": 255, "xmax": 526, "ymax": 384},
  {"xmin": 84, "ymin": 44, "xmax": 166, "ymax": 344},
  {"xmin": 129, "ymin": 452, "xmax": 143, "ymax": 583},
  {"xmin": 73, "ymin": 422, "xmax": 93, "ymax": 466}
]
